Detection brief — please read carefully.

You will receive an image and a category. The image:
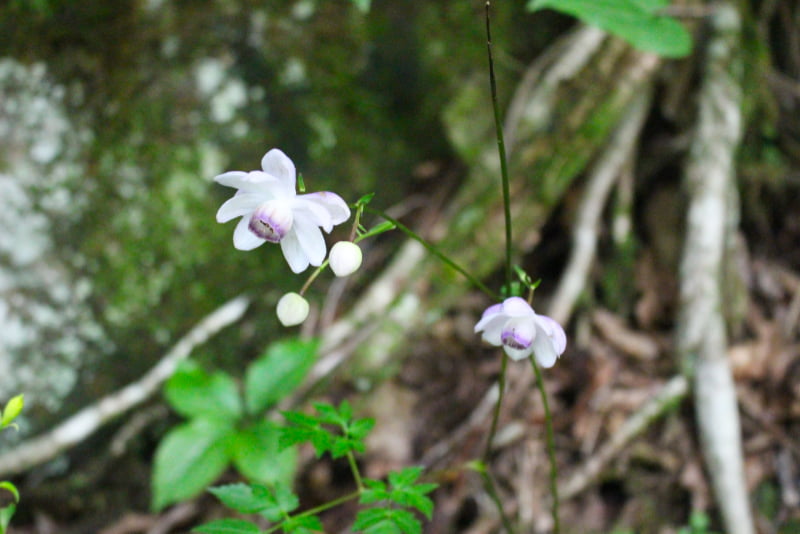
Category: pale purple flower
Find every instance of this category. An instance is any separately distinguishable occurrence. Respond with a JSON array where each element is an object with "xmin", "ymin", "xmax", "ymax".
[
  {"xmin": 474, "ymin": 297, "xmax": 567, "ymax": 367},
  {"xmin": 215, "ymin": 148, "xmax": 351, "ymax": 273}
]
